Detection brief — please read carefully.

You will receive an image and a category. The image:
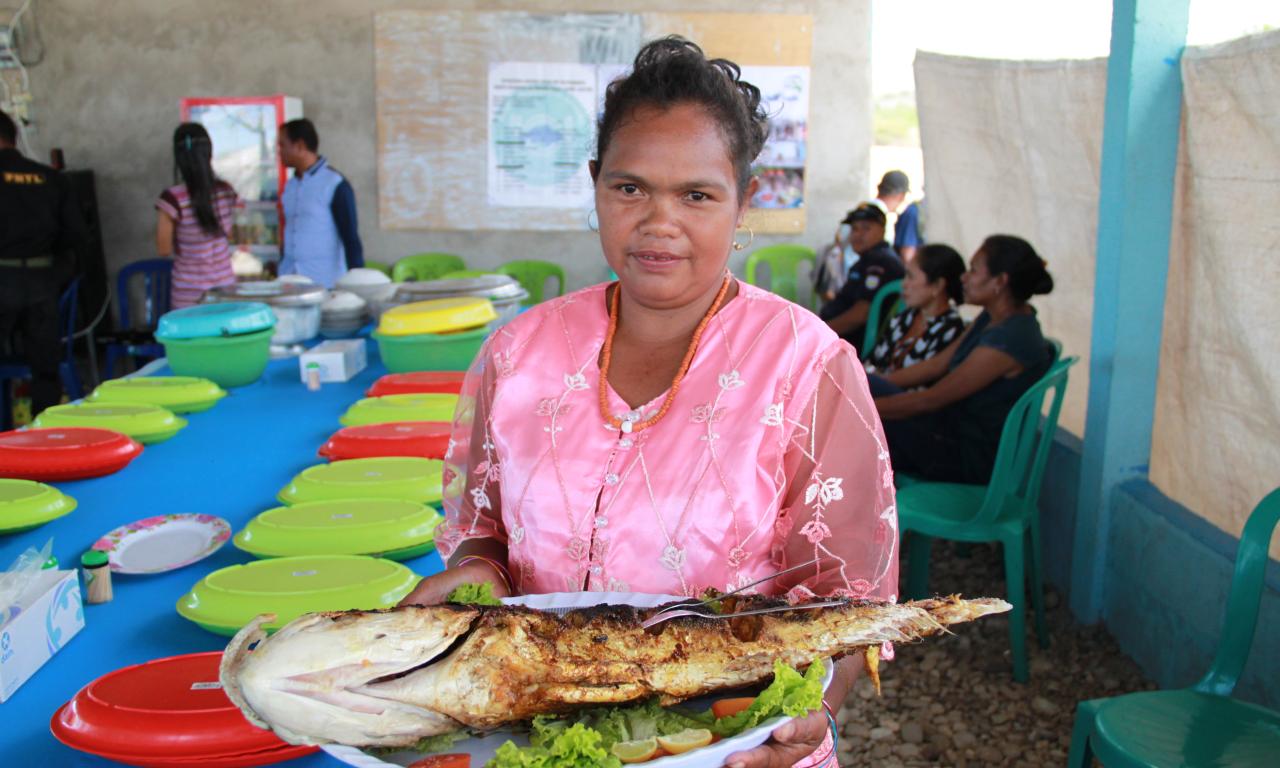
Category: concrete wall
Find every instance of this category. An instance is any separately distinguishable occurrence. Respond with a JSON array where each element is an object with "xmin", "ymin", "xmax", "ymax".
[
  {"xmin": 1039, "ymin": 435, "xmax": 1280, "ymax": 710},
  {"xmin": 19, "ymin": 0, "xmax": 871, "ymax": 290}
]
